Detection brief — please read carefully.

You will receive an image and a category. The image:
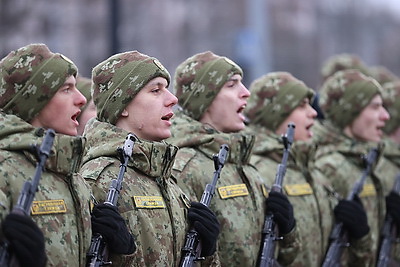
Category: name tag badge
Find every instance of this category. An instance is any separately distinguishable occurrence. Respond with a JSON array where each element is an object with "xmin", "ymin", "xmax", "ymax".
[
  {"xmin": 133, "ymin": 196, "xmax": 166, "ymax": 209},
  {"xmin": 218, "ymin": 184, "xmax": 249, "ymax": 199},
  {"xmin": 31, "ymin": 199, "xmax": 67, "ymax": 215},
  {"xmin": 284, "ymin": 183, "xmax": 313, "ymax": 196},
  {"xmin": 359, "ymin": 184, "xmax": 376, "ymax": 197}
]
